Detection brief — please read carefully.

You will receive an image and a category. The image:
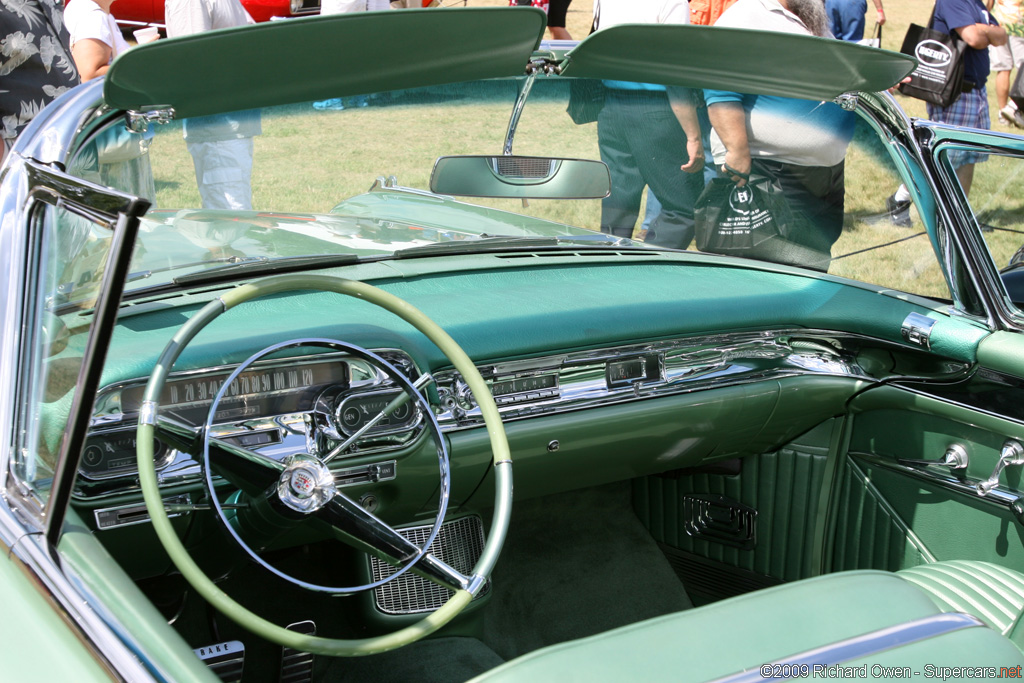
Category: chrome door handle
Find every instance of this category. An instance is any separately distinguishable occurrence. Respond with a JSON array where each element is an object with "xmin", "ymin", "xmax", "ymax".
[
  {"xmin": 899, "ymin": 444, "xmax": 969, "ymax": 471},
  {"xmin": 978, "ymin": 441, "xmax": 1024, "ymax": 496}
]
